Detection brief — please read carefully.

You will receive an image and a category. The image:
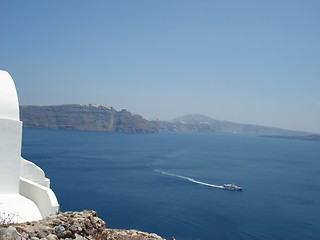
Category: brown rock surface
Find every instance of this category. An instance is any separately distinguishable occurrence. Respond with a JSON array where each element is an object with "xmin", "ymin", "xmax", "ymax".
[
  {"xmin": 0, "ymin": 211, "xmax": 165, "ymax": 240},
  {"xmin": 106, "ymin": 229, "xmax": 165, "ymax": 240}
]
